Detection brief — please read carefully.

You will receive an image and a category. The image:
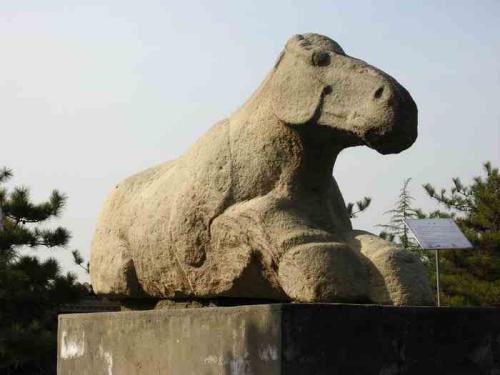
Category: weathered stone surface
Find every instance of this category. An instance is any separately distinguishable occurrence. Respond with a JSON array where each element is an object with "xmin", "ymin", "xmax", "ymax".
[
  {"xmin": 58, "ymin": 304, "xmax": 500, "ymax": 374},
  {"xmin": 90, "ymin": 33, "xmax": 432, "ymax": 305},
  {"xmin": 59, "ymin": 305, "xmax": 281, "ymax": 375}
]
